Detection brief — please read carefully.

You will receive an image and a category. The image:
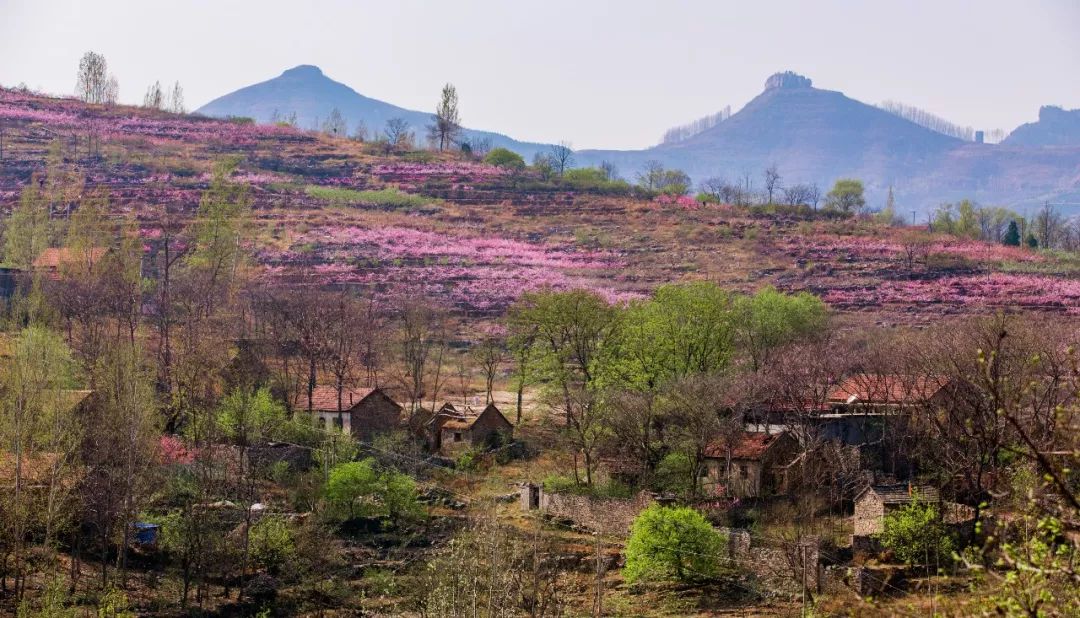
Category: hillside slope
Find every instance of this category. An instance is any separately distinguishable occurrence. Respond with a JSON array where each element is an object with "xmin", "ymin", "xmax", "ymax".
[
  {"xmin": 3, "ymin": 86, "xmax": 1080, "ymax": 321},
  {"xmin": 196, "ymin": 65, "xmax": 552, "ymax": 159}
]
